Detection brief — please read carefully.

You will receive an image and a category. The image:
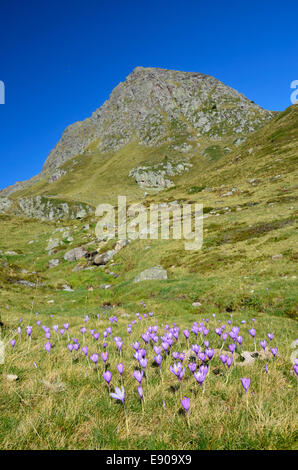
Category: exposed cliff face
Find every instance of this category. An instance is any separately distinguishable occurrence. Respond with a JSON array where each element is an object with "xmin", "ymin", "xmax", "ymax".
[{"xmin": 42, "ymin": 67, "xmax": 274, "ymax": 175}]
